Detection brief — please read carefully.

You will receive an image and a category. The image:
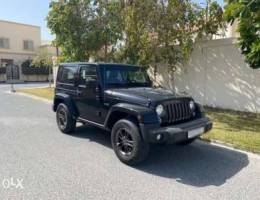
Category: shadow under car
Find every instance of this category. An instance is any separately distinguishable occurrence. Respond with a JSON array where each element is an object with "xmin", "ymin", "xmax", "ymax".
[{"xmin": 69, "ymin": 124, "xmax": 249, "ymax": 187}]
